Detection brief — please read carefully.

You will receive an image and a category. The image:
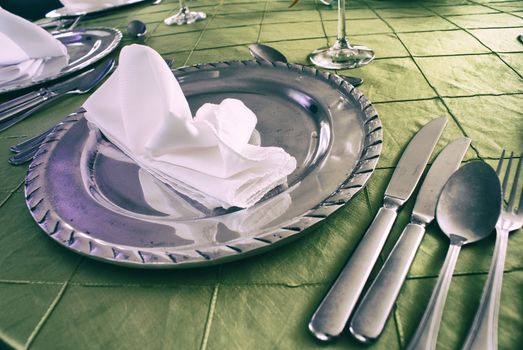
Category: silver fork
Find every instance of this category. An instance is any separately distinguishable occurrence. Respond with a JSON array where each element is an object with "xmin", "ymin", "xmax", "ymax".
[
  {"xmin": 8, "ymin": 109, "xmax": 84, "ymax": 166},
  {"xmin": 462, "ymin": 150, "xmax": 522, "ymax": 350}
]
